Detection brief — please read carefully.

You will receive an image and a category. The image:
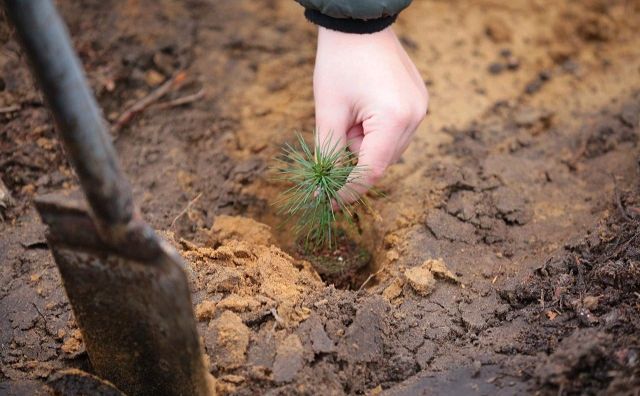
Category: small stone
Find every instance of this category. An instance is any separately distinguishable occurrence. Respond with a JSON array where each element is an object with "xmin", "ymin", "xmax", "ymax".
[
  {"xmin": 539, "ymin": 70, "xmax": 552, "ymax": 81},
  {"xmin": 499, "ymin": 48, "xmax": 512, "ymax": 58},
  {"xmin": 144, "ymin": 69, "xmax": 165, "ymax": 87},
  {"xmin": 488, "ymin": 62, "xmax": 504, "ymax": 75},
  {"xmin": 273, "ymin": 334, "xmax": 304, "ymax": 383},
  {"xmin": 405, "ymin": 265, "xmax": 436, "ymax": 296},
  {"xmin": 506, "ymin": 56, "xmax": 520, "ymax": 70}
]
